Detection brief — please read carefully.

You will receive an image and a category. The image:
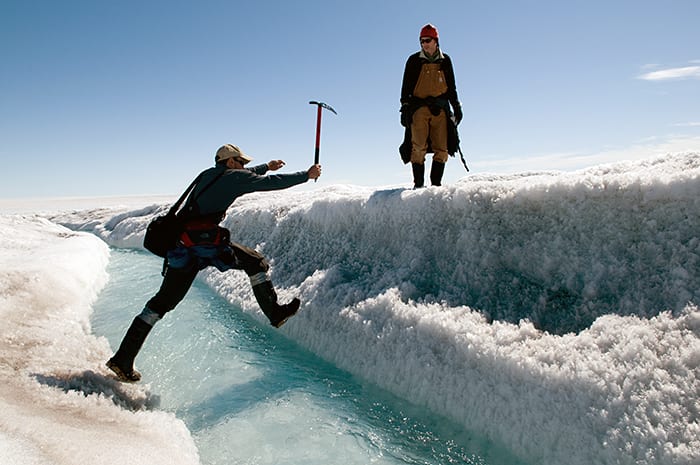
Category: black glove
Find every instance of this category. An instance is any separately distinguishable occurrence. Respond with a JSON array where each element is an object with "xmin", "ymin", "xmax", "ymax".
[
  {"xmin": 452, "ymin": 102, "xmax": 463, "ymax": 125},
  {"xmin": 400, "ymin": 103, "xmax": 411, "ymax": 127}
]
